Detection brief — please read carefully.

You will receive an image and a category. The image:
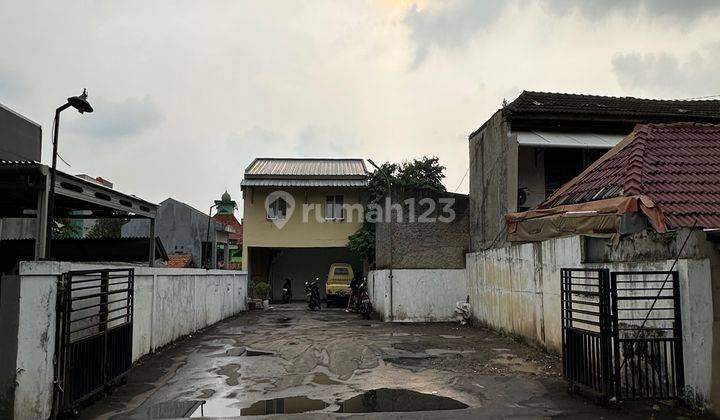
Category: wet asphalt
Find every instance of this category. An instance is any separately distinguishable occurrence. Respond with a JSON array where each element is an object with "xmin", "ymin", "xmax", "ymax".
[{"xmin": 78, "ymin": 303, "xmax": 710, "ymax": 419}]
